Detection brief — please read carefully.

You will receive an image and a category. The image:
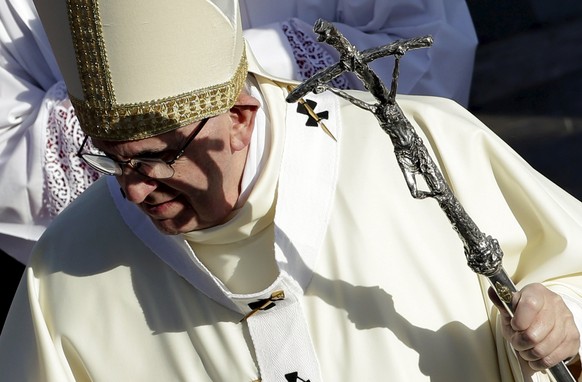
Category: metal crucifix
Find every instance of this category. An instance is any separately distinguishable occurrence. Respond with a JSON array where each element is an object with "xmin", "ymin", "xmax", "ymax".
[{"xmin": 286, "ymin": 19, "xmax": 575, "ymax": 382}]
